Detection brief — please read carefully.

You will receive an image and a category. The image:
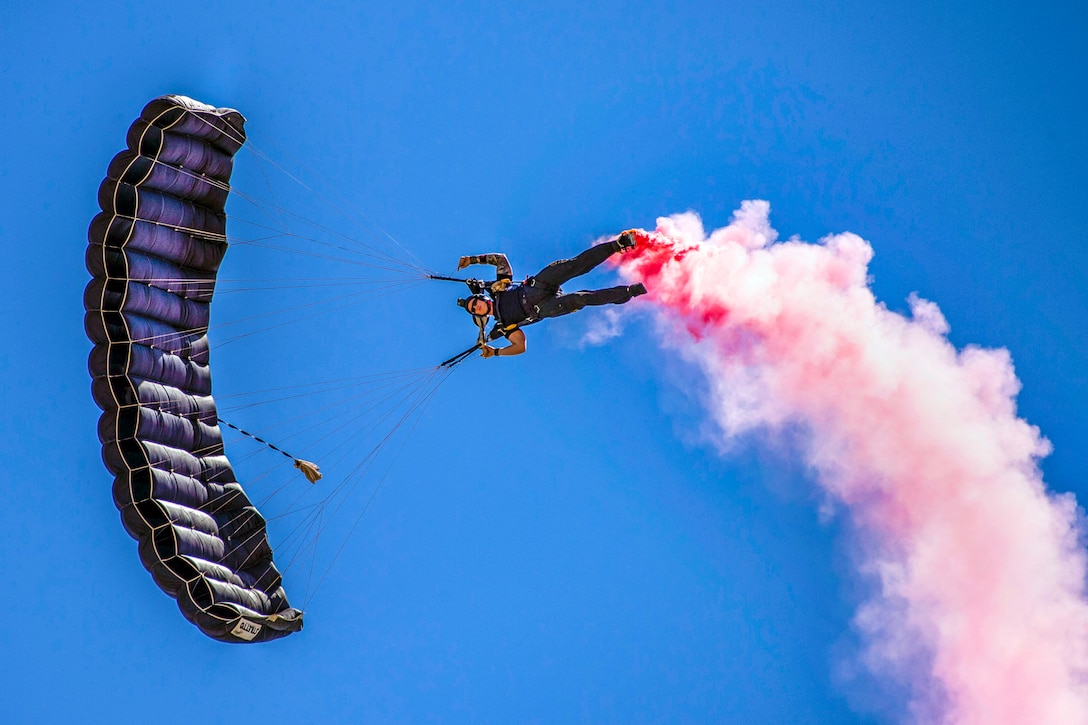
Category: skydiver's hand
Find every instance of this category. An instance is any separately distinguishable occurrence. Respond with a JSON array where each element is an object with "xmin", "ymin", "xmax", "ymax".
[
  {"xmin": 491, "ymin": 279, "xmax": 511, "ymax": 292},
  {"xmin": 458, "ymin": 256, "xmax": 472, "ymax": 270},
  {"xmin": 480, "ymin": 345, "xmax": 498, "ymax": 359}
]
